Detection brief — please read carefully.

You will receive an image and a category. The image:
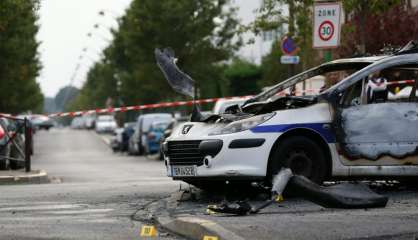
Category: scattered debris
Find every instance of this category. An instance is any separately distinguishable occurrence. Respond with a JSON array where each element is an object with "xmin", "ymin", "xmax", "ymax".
[{"xmin": 207, "ymin": 168, "xmax": 389, "ymax": 215}]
